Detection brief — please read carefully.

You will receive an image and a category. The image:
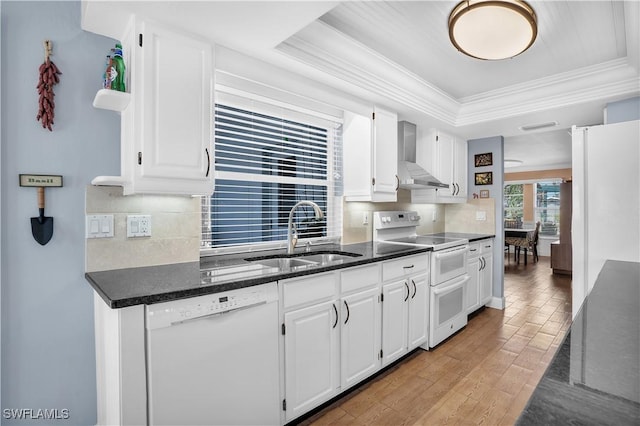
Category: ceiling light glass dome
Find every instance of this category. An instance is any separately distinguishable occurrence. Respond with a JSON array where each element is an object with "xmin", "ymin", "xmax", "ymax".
[{"xmin": 449, "ymin": 0, "xmax": 538, "ymax": 60}]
